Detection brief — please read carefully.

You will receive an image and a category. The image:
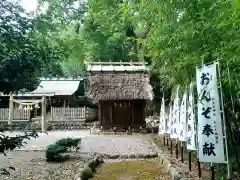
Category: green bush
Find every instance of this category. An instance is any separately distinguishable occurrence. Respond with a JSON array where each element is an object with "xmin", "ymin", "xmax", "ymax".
[
  {"xmin": 55, "ymin": 137, "xmax": 81, "ymax": 149},
  {"xmin": 45, "ymin": 137, "xmax": 81, "ymax": 162}
]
